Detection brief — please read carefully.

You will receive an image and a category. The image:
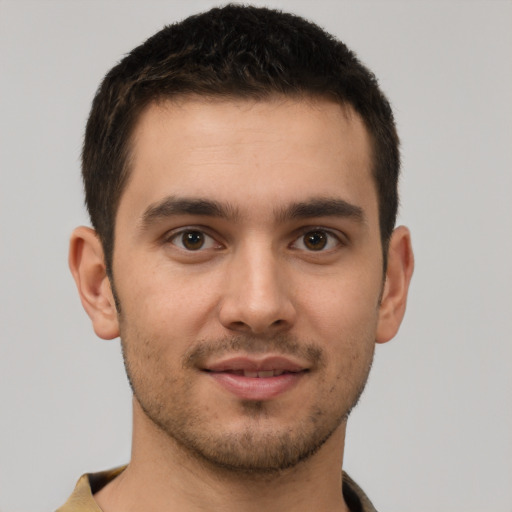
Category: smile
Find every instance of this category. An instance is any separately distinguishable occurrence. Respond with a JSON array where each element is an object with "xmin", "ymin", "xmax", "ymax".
[
  {"xmin": 218, "ymin": 369, "xmax": 292, "ymax": 378},
  {"xmin": 202, "ymin": 356, "xmax": 309, "ymax": 400}
]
